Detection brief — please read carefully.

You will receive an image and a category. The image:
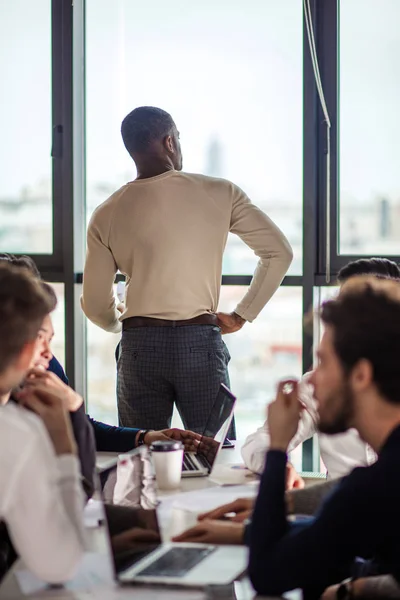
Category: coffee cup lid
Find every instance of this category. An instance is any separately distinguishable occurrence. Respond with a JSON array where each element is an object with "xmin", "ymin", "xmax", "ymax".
[{"xmin": 150, "ymin": 440, "xmax": 183, "ymax": 452}]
